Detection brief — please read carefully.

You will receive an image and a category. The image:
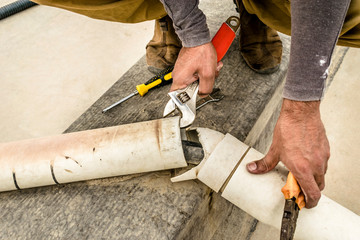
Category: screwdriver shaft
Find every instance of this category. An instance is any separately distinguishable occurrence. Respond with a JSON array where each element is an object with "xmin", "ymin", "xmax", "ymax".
[{"xmin": 102, "ymin": 91, "xmax": 138, "ymax": 113}]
